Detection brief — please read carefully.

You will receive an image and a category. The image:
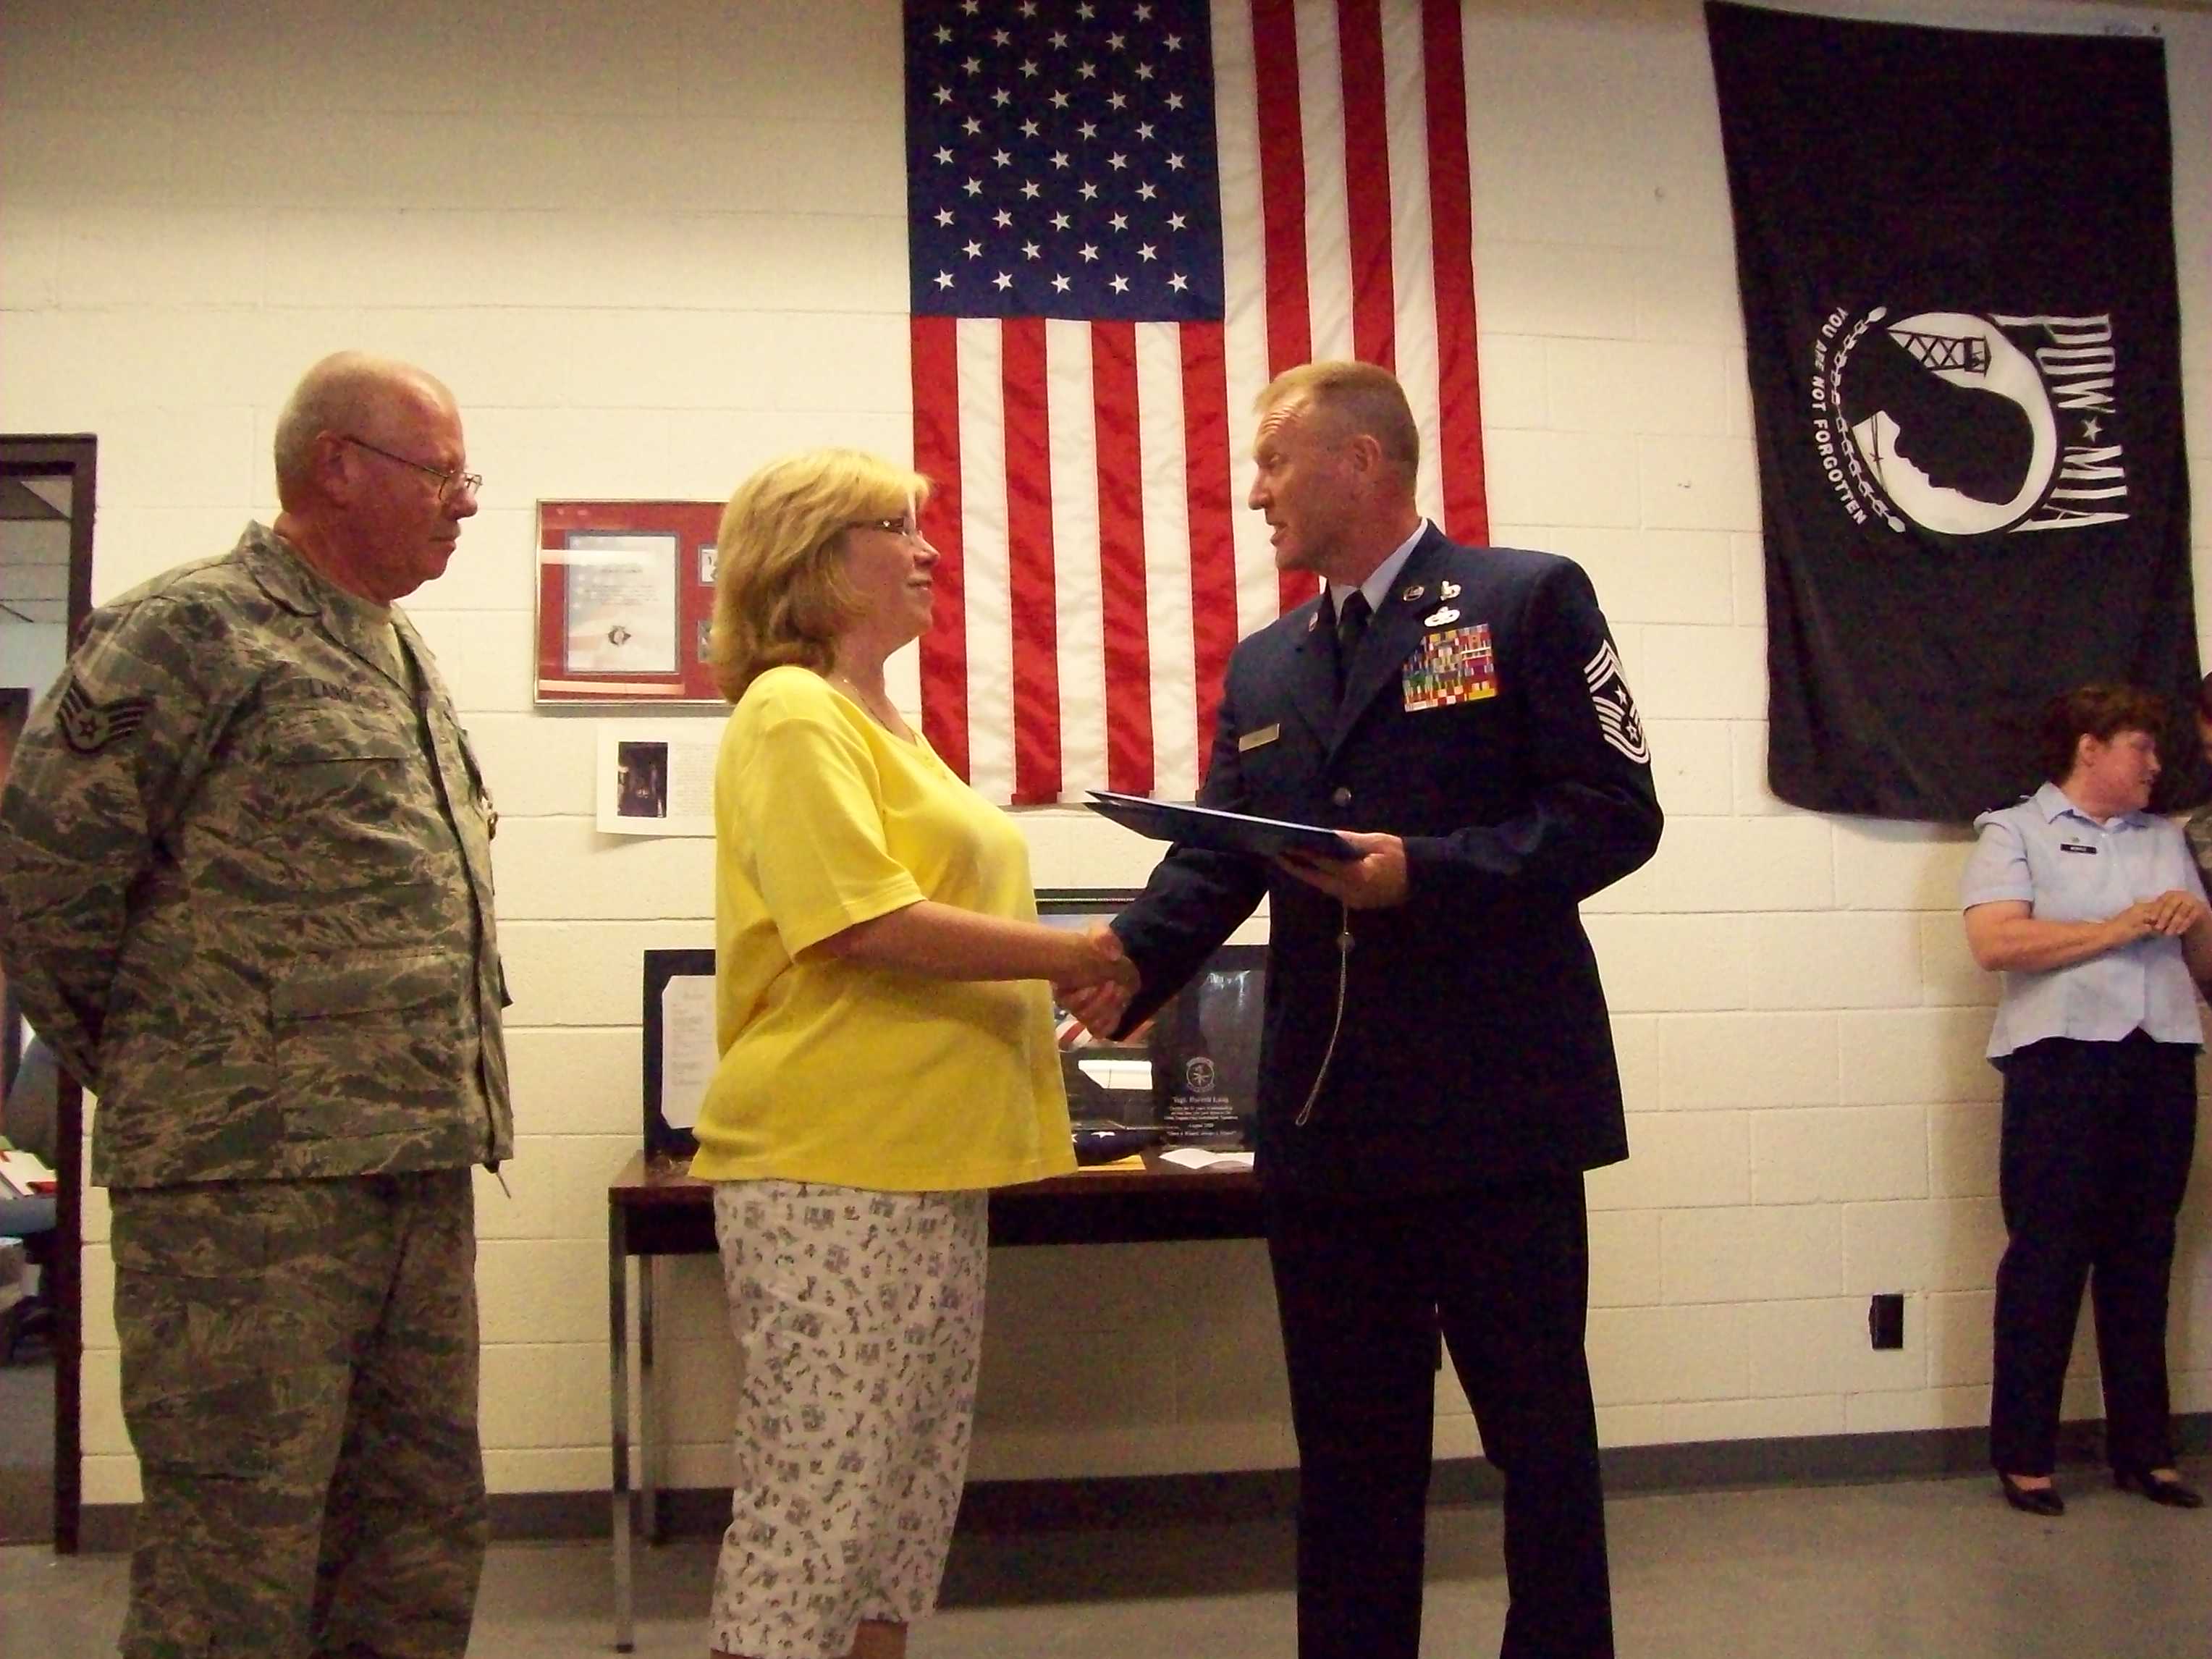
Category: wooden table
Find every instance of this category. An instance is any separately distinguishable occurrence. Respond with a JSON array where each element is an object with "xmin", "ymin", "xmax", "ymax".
[{"xmin": 606, "ymin": 1149, "xmax": 1264, "ymax": 1649}]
